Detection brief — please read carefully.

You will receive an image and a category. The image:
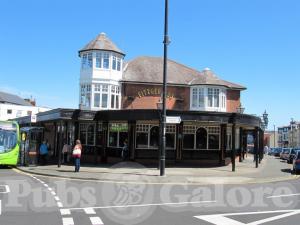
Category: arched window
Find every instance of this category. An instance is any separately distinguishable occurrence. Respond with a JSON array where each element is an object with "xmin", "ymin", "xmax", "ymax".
[
  {"xmin": 196, "ymin": 128, "xmax": 207, "ymax": 149},
  {"xmin": 149, "ymin": 126, "xmax": 159, "ymax": 148}
]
